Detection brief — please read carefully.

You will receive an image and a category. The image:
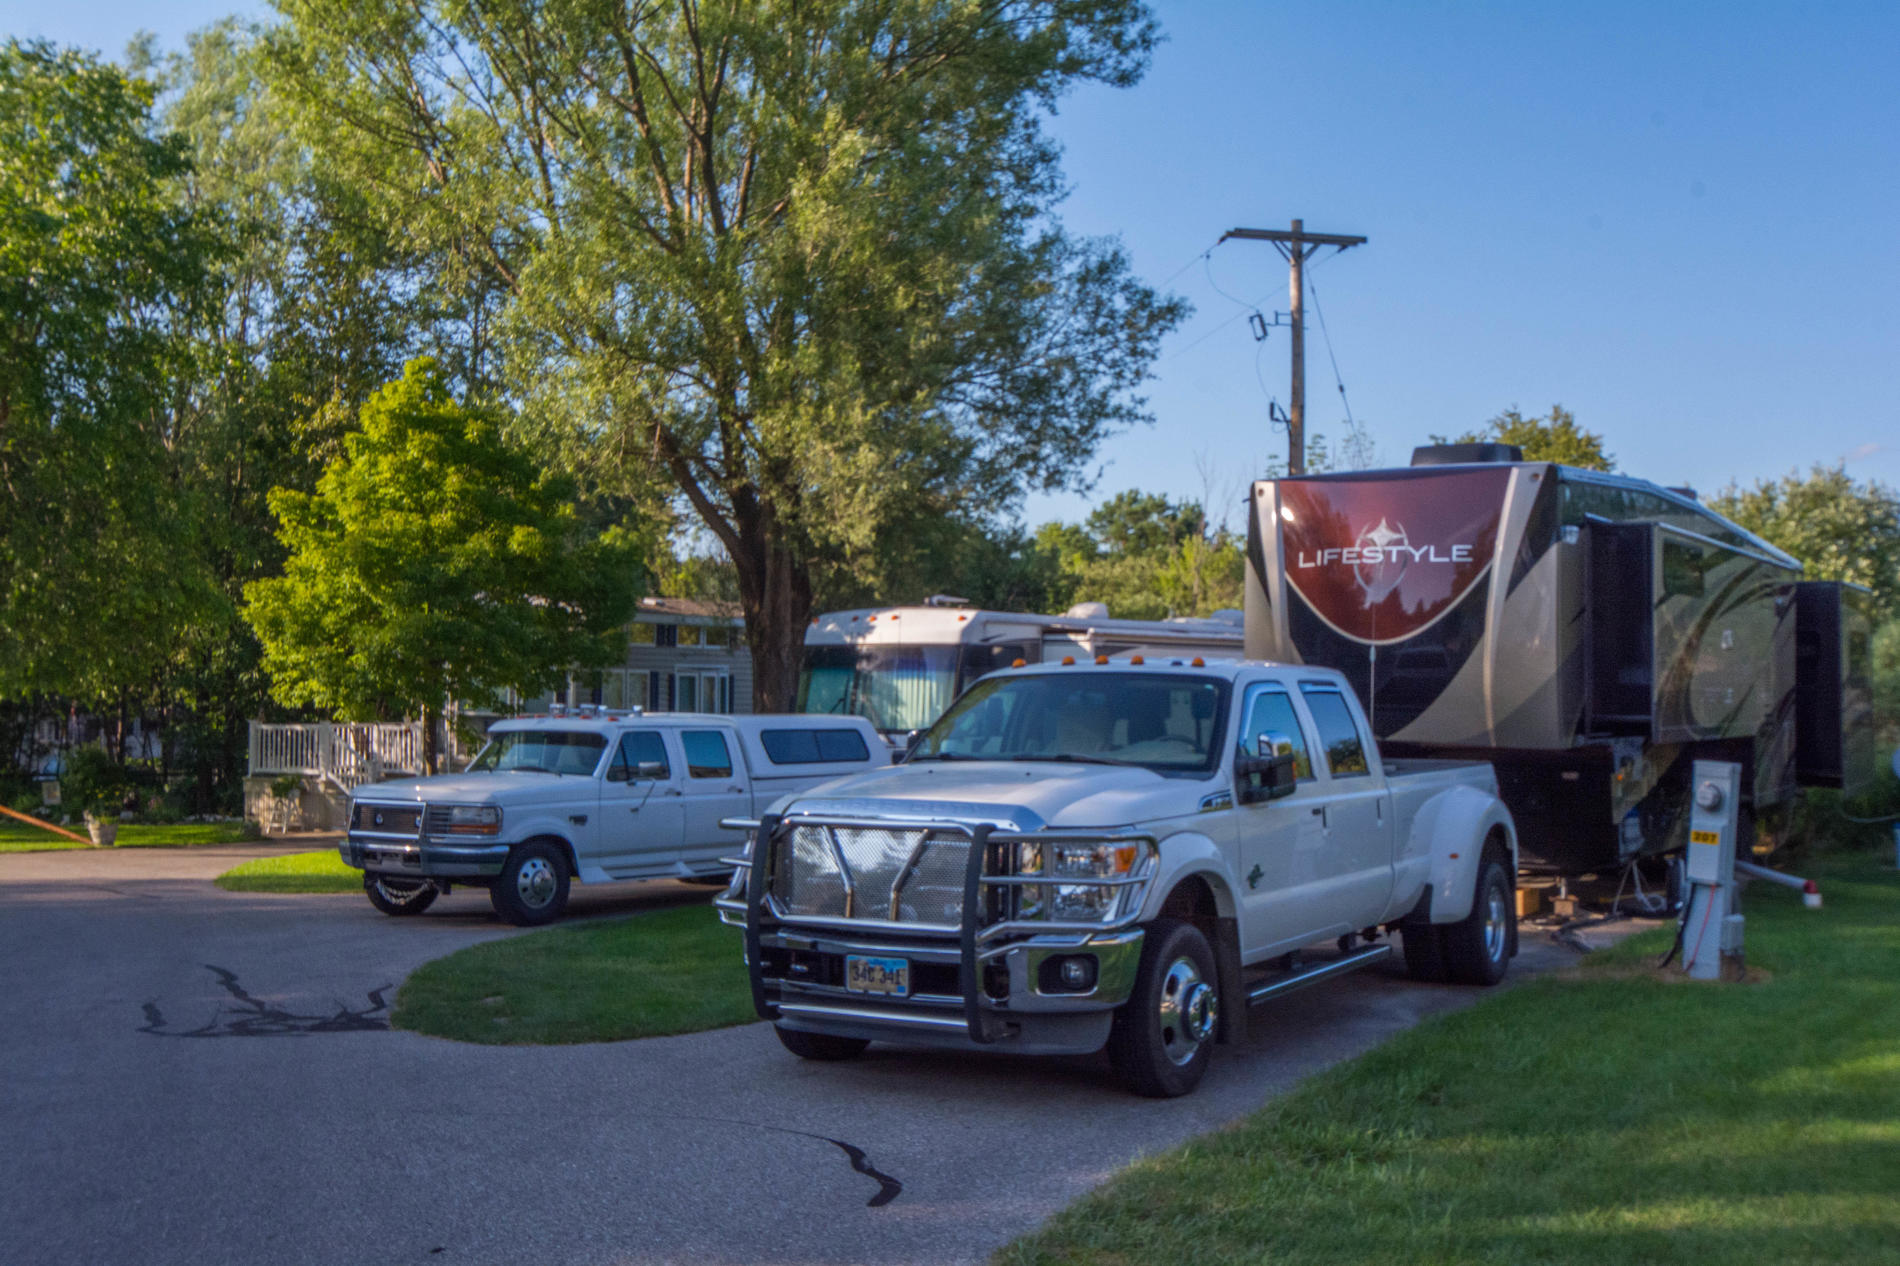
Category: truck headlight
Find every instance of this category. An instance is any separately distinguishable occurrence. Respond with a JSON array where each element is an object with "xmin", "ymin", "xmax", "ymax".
[
  {"xmin": 1013, "ymin": 841, "xmax": 1147, "ymax": 923},
  {"xmin": 437, "ymin": 804, "xmax": 502, "ymax": 835}
]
